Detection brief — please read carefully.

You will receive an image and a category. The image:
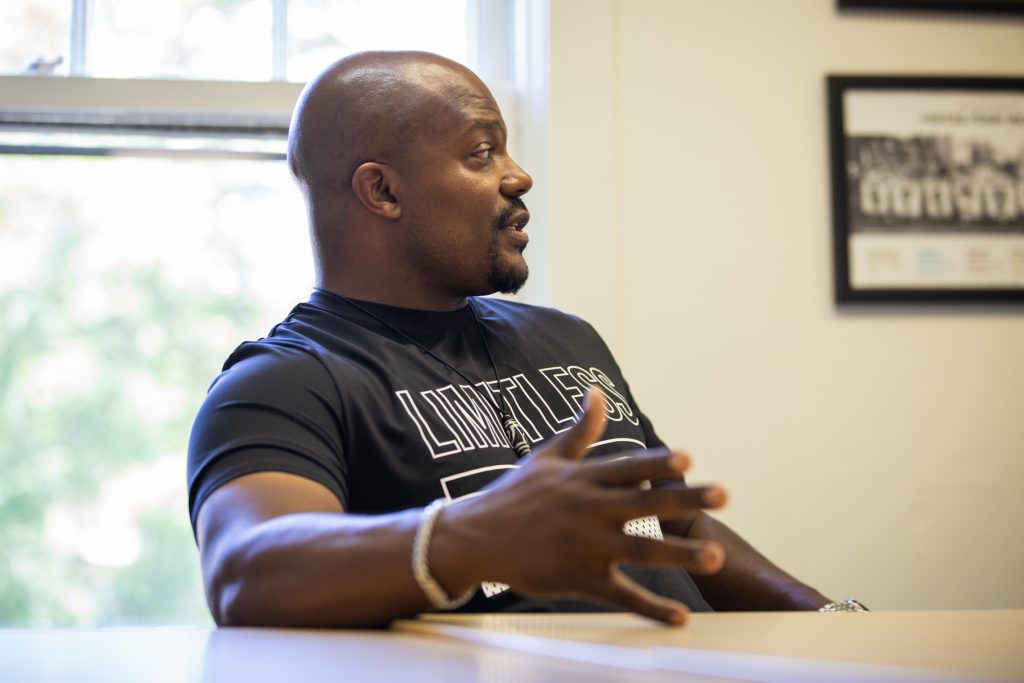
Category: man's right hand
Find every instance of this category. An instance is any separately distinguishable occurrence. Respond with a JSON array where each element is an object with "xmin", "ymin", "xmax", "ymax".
[{"xmin": 430, "ymin": 389, "xmax": 728, "ymax": 626}]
